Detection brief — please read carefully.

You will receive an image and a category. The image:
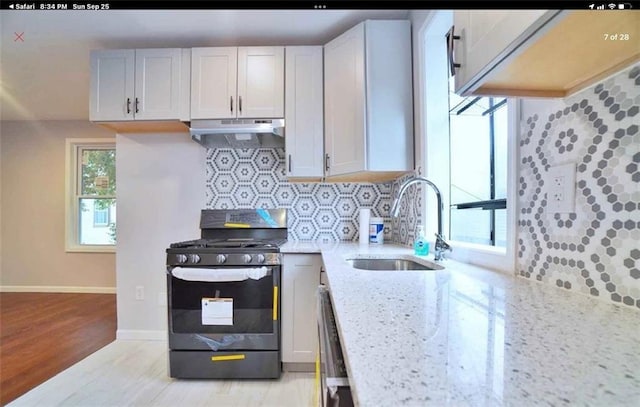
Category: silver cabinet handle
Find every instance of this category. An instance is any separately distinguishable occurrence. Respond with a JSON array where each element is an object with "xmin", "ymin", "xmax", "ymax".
[
  {"xmin": 288, "ymin": 154, "xmax": 292, "ymax": 173},
  {"xmin": 135, "ymin": 97, "xmax": 140, "ymax": 113},
  {"xmin": 126, "ymin": 98, "xmax": 131, "ymax": 114},
  {"xmin": 325, "ymin": 154, "xmax": 330, "ymax": 172},
  {"xmin": 230, "ymin": 96, "xmax": 233, "ymax": 113},
  {"xmin": 446, "ymin": 25, "xmax": 461, "ymax": 77},
  {"xmin": 239, "ymin": 96, "xmax": 242, "ymax": 114}
]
